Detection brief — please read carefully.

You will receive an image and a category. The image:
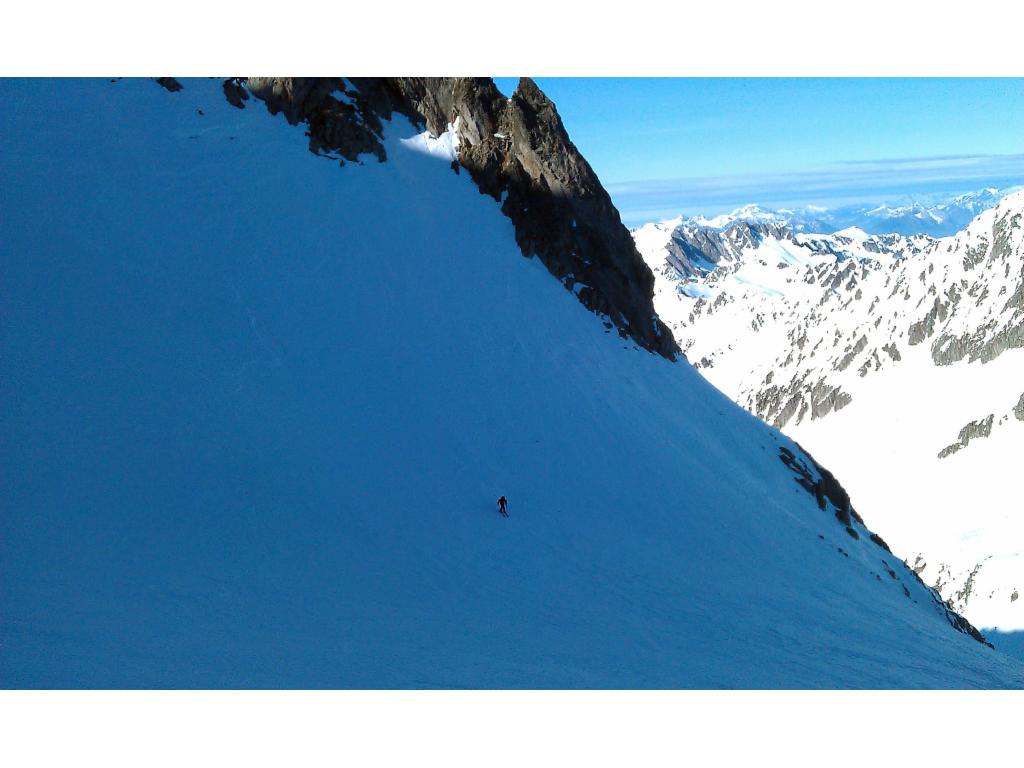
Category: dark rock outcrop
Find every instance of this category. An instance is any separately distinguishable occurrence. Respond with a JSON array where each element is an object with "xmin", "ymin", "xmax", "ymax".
[
  {"xmin": 937, "ymin": 414, "xmax": 994, "ymax": 459},
  {"xmin": 216, "ymin": 76, "xmax": 677, "ymax": 359},
  {"xmin": 931, "ymin": 321, "xmax": 1024, "ymax": 366},
  {"xmin": 835, "ymin": 334, "xmax": 868, "ymax": 372},
  {"xmin": 245, "ymin": 77, "xmax": 389, "ymax": 163},
  {"xmin": 777, "ymin": 444, "xmax": 853, "ymax": 522},
  {"xmin": 778, "ymin": 443, "xmax": 991, "ymax": 648},
  {"xmin": 908, "ymin": 296, "xmax": 949, "ymax": 346},
  {"xmin": 869, "ymin": 532, "xmax": 892, "ymax": 553},
  {"xmin": 155, "ymin": 77, "xmax": 183, "ymax": 93},
  {"xmin": 457, "ymin": 78, "xmax": 677, "ymax": 359},
  {"xmin": 222, "ymin": 77, "xmax": 249, "ymax": 109},
  {"xmin": 752, "ymin": 376, "xmax": 852, "ymax": 429}
]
